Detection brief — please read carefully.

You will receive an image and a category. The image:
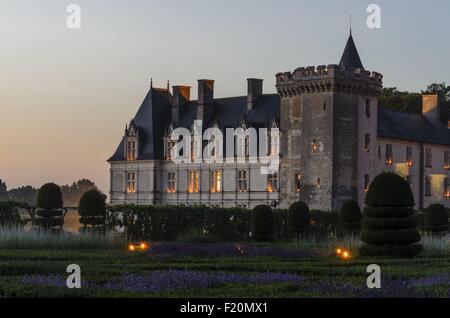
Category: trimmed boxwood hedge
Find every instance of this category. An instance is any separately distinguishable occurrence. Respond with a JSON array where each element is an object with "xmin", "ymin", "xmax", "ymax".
[
  {"xmin": 35, "ymin": 183, "xmax": 64, "ymax": 230},
  {"xmin": 37, "ymin": 183, "xmax": 63, "ymax": 210},
  {"xmin": 79, "ymin": 190, "xmax": 107, "ymax": 230},
  {"xmin": 425, "ymin": 204, "xmax": 449, "ymax": 233},
  {"xmin": 287, "ymin": 201, "xmax": 310, "ymax": 238},
  {"xmin": 365, "ymin": 172, "xmax": 415, "ymax": 207},
  {"xmin": 360, "ymin": 172, "xmax": 422, "ymax": 258},
  {"xmin": 363, "ymin": 216, "xmax": 417, "ymax": 230},
  {"xmin": 340, "ymin": 200, "xmax": 362, "ymax": 232},
  {"xmin": 251, "ymin": 205, "xmax": 274, "ymax": 242}
]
